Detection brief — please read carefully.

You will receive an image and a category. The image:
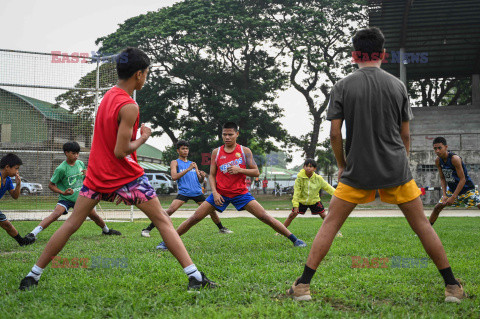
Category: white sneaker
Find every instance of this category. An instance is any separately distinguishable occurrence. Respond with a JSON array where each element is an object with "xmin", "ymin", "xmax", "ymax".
[
  {"xmin": 335, "ymin": 231, "xmax": 343, "ymax": 238},
  {"xmin": 219, "ymin": 227, "xmax": 233, "ymax": 234},
  {"xmin": 141, "ymin": 230, "xmax": 151, "ymax": 238}
]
